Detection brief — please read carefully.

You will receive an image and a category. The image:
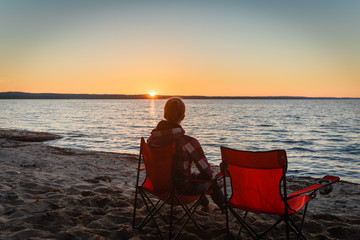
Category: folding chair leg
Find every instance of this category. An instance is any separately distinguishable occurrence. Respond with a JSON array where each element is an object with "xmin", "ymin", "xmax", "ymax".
[
  {"xmin": 289, "ymin": 218, "xmax": 307, "ymax": 240},
  {"xmin": 171, "ymin": 194, "xmax": 205, "ymax": 240},
  {"xmin": 177, "ymin": 194, "xmax": 205, "ymax": 223},
  {"xmin": 132, "ymin": 186, "xmax": 139, "ymax": 229},
  {"xmin": 134, "ymin": 189, "xmax": 206, "ymax": 240},
  {"xmin": 137, "ymin": 189, "xmax": 170, "ymax": 230},
  {"xmin": 169, "ymin": 192, "xmax": 175, "ymax": 240},
  {"xmin": 299, "ymin": 202, "xmax": 309, "ymax": 232},
  {"xmin": 175, "ymin": 194, "xmax": 204, "ymax": 232},
  {"xmin": 139, "ymin": 190, "xmax": 165, "ymax": 239},
  {"xmin": 137, "ymin": 198, "xmax": 166, "ymax": 230},
  {"xmin": 232, "ymin": 210, "xmax": 282, "ymax": 240},
  {"xmin": 285, "ymin": 216, "xmax": 290, "ymax": 240},
  {"xmin": 225, "ymin": 205, "xmax": 230, "ymax": 237},
  {"xmin": 293, "ymin": 202, "xmax": 310, "ymax": 240},
  {"xmin": 256, "ymin": 218, "xmax": 282, "ymax": 239},
  {"xmin": 144, "ymin": 191, "xmax": 168, "ymax": 222},
  {"xmin": 229, "ymin": 207, "xmax": 257, "ymax": 239},
  {"xmin": 236, "ymin": 211, "xmax": 248, "ymax": 239},
  {"xmin": 133, "ymin": 150, "xmax": 142, "ymax": 229}
]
